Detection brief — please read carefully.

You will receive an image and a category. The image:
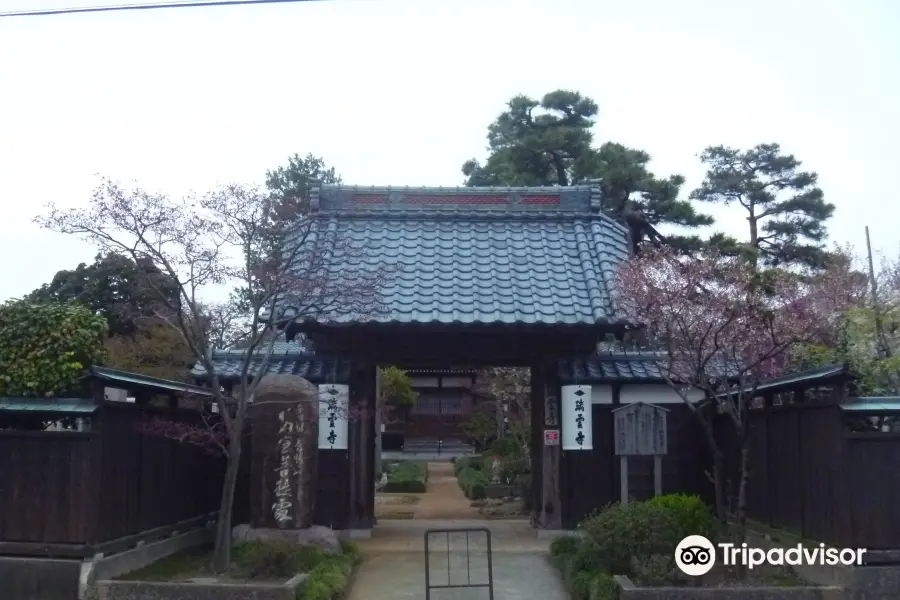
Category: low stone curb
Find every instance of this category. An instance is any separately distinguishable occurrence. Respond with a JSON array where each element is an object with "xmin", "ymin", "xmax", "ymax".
[
  {"xmin": 614, "ymin": 575, "xmax": 844, "ymax": 600},
  {"xmin": 95, "ymin": 573, "xmax": 308, "ymax": 600}
]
